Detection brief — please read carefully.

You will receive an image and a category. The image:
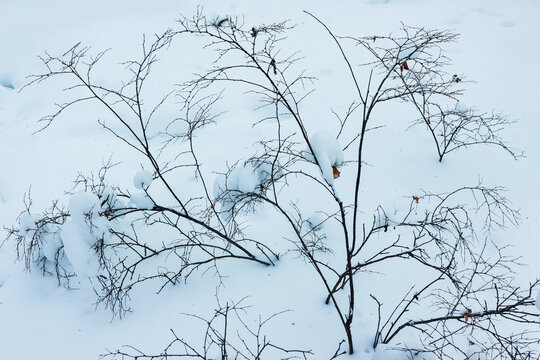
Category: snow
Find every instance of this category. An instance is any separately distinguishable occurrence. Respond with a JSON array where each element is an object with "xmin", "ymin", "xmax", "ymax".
[
  {"xmin": 60, "ymin": 219, "xmax": 100, "ymax": 278},
  {"xmin": 0, "ymin": 78, "xmax": 15, "ymax": 90},
  {"xmin": 397, "ymin": 42, "xmax": 421, "ymax": 61},
  {"xmin": 212, "ymin": 161, "xmax": 277, "ymax": 219},
  {"xmin": 215, "ymin": 163, "xmax": 261, "ymax": 195},
  {"xmin": 68, "ymin": 192, "xmax": 100, "ymax": 220},
  {"xmin": 0, "ymin": 1, "xmax": 539, "ymax": 359},
  {"xmin": 307, "ymin": 212, "xmax": 326, "ymax": 232},
  {"xmin": 455, "ymin": 101, "xmax": 468, "ymax": 113},
  {"xmin": 133, "ymin": 169, "xmax": 153, "ymax": 189},
  {"xmin": 19, "ymin": 212, "xmax": 38, "ymax": 237},
  {"xmin": 129, "ymin": 192, "xmax": 154, "ymax": 209},
  {"xmin": 305, "ymin": 130, "xmax": 344, "ymax": 185},
  {"xmin": 0, "ymin": 180, "xmax": 6, "ymax": 203},
  {"xmin": 40, "ymin": 231, "xmax": 62, "ymax": 261},
  {"xmin": 59, "ymin": 192, "xmax": 108, "ymax": 277},
  {"xmin": 100, "ymin": 186, "xmax": 121, "ymax": 209}
]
